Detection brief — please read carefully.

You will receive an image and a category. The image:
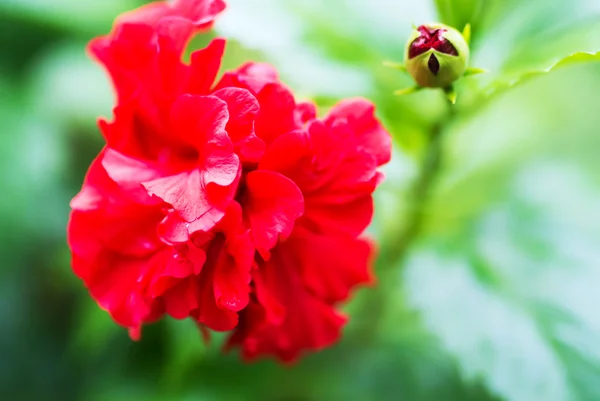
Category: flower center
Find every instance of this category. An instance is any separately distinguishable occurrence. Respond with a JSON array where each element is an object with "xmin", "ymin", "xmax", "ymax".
[
  {"xmin": 179, "ymin": 146, "xmax": 200, "ymax": 161},
  {"xmin": 409, "ymin": 25, "xmax": 458, "ymax": 59}
]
